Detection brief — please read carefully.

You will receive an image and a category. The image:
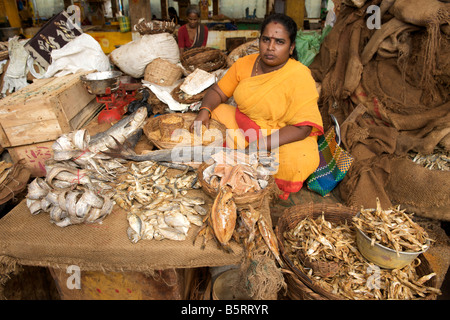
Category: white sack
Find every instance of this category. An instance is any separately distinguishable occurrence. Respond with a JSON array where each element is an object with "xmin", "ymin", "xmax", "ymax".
[
  {"xmin": 1, "ymin": 37, "xmax": 30, "ymax": 94},
  {"xmin": 110, "ymin": 33, "xmax": 180, "ymax": 78},
  {"xmin": 142, "ymin": 80, "xmax": 189, "ymax": 112},
  {"xmin": 44, "ymin": 33, "xmax": 111, "ymax": 78}
]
